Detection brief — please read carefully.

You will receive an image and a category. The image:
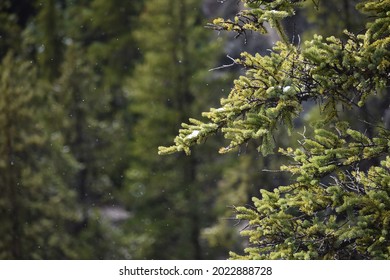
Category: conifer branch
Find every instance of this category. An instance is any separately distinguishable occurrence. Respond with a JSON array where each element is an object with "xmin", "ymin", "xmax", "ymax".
[{"xmin": 159, "ymin": 0, "xmax": 390, "ymax": 260}]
